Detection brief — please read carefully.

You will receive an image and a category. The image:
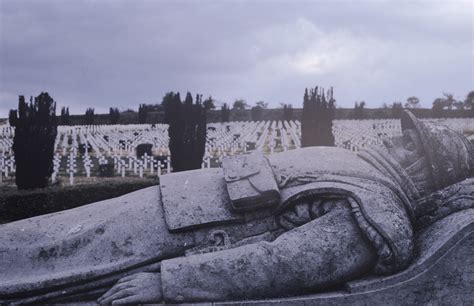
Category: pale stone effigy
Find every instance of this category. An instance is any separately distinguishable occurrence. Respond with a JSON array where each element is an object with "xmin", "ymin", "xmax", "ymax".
[{"xmin": 0, "ymin": 110, "xmax": 472, "ymax": 305}]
